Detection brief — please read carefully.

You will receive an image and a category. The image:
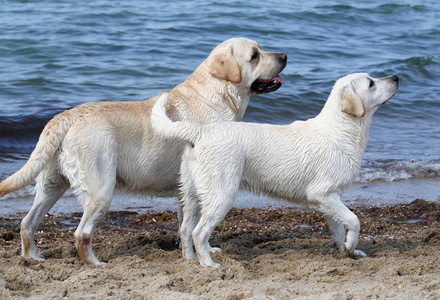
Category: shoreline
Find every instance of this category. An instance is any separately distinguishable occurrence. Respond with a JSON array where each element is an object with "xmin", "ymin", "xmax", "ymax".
[{"xmin": 0, "ymin": 178, "xmax": 438, "ymax": 217}]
